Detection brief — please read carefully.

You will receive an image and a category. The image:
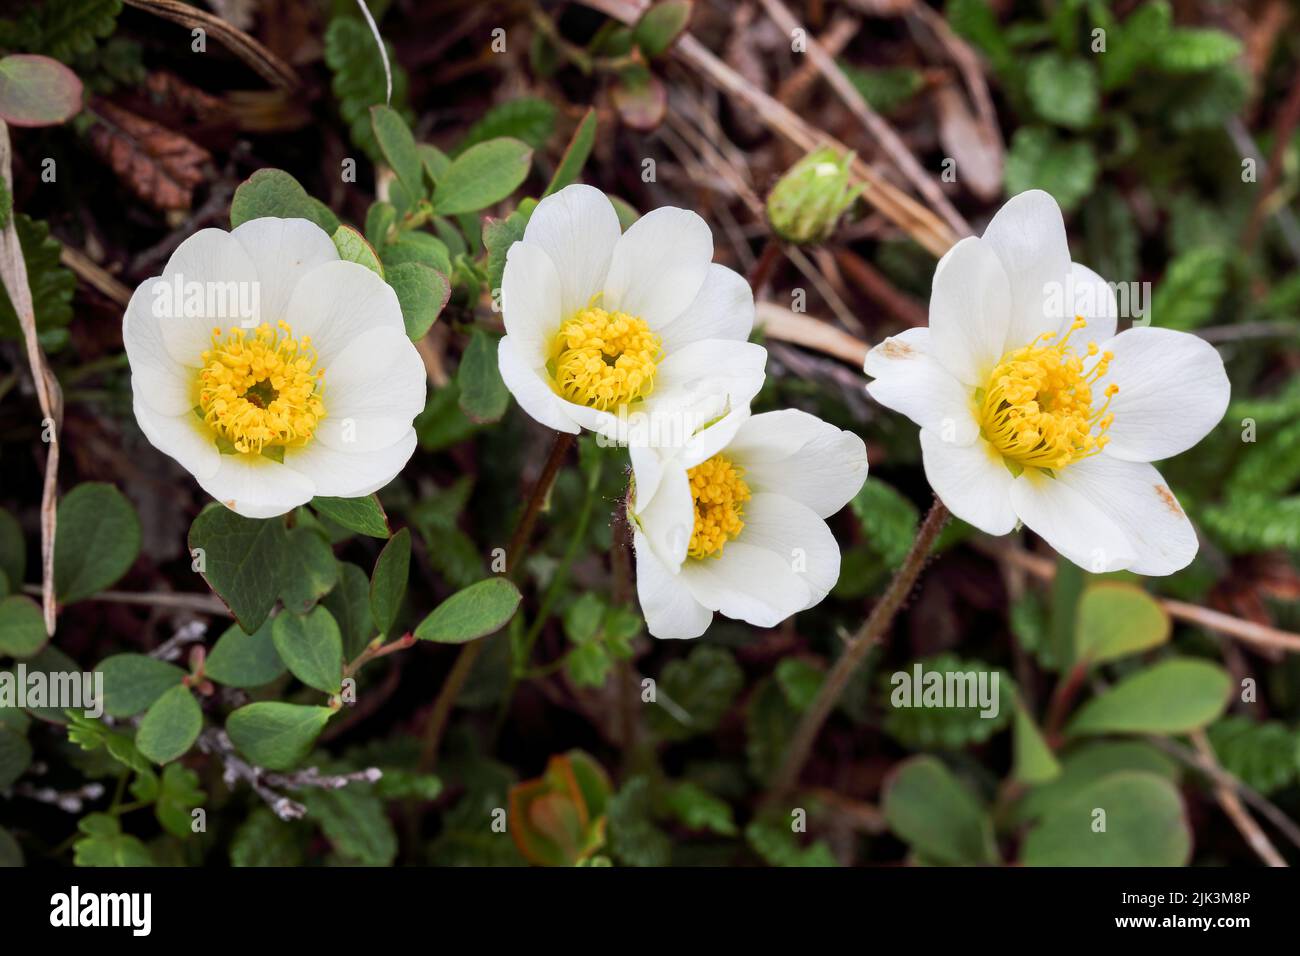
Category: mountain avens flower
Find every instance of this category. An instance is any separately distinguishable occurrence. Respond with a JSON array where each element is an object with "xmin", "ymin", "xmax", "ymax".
[
  {"xmin": 498, "ymin": 184, "xmax": 766, "ymax": 448},
  {"xmin": 864, "ymin": 190, "xmax": 1229, "ymax": 574},
  {"xmin": 125, "ymin": 217, "xmax": 425, "ymax": 519},
  {"xmin": 630, "ymin": 409, "xmax": 868, "ymax": 640},
  {"xmin": 766, "ymin": 146, "xmax": 862, "ymax": 244}
]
